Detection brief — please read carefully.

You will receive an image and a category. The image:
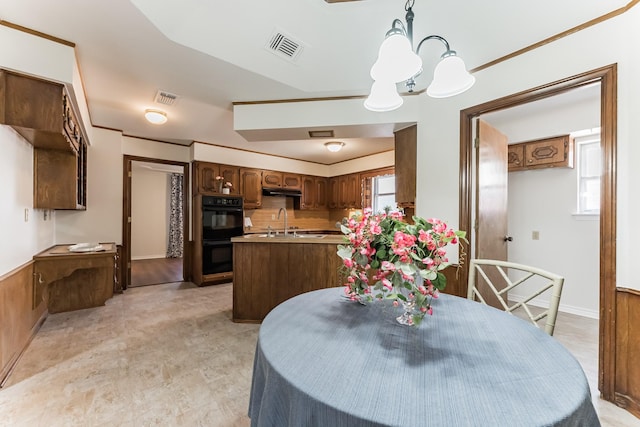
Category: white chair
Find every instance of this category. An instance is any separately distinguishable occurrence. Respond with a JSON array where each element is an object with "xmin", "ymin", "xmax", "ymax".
[{"xmin": 467, "ymin": 259, "xmax": 565, "ymax": 336}]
